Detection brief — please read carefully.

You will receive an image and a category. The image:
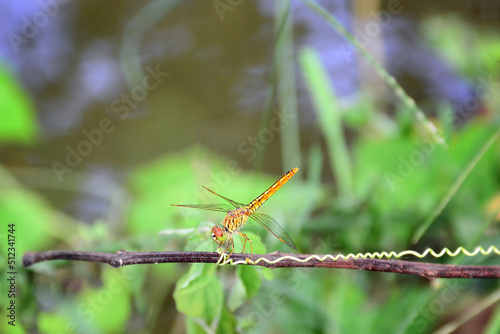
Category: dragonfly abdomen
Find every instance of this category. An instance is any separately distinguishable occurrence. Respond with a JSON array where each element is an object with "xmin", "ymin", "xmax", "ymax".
[{"xmin": 246, "ymin": 168, "xmax": 300, "ymax": 213}]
